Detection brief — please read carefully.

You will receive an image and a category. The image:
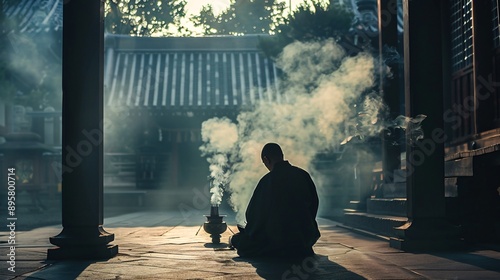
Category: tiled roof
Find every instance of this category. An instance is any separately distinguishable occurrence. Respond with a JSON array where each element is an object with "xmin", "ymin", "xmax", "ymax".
[
  {"xmin": 104, "ymin": 36, "xmax": 282, "ymax": 110},
  {"xmin": 3, "ymin": 0, "xmax": 62, "ymax": 33}
]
